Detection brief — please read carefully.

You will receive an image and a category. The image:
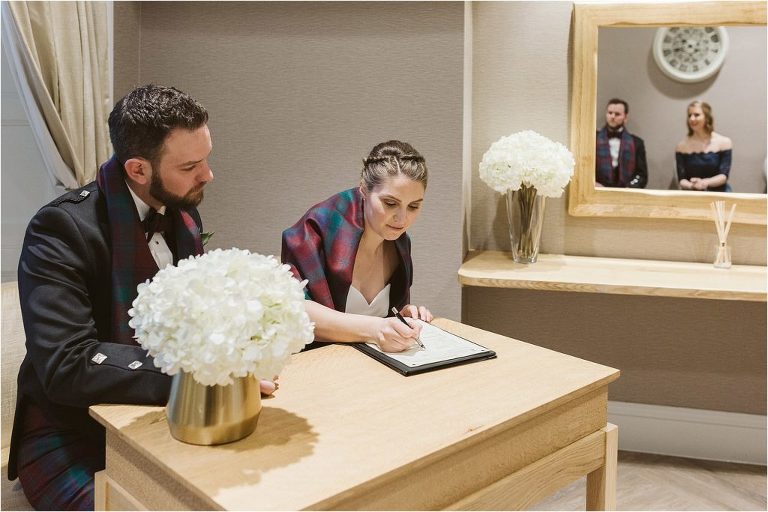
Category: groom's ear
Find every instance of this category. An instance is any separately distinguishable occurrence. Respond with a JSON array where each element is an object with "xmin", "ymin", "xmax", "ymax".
[{"xmin": 123, "ymin": 157, "xmax": 151, "ymax": 186}]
